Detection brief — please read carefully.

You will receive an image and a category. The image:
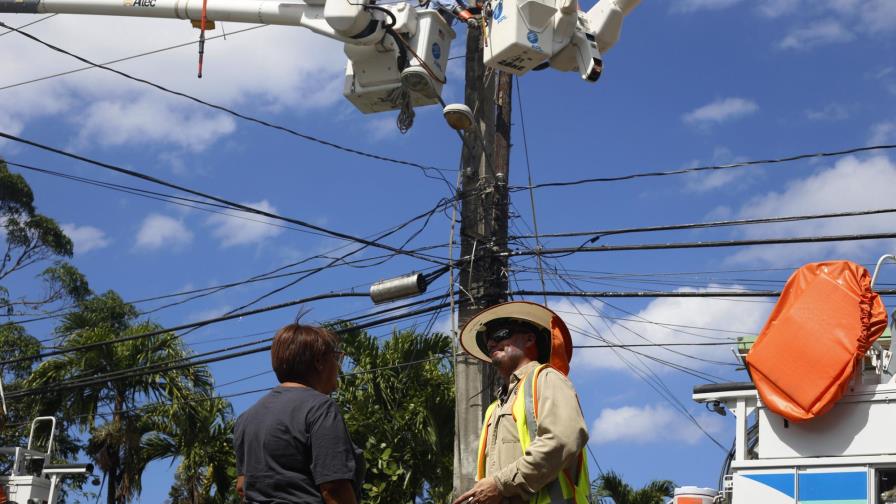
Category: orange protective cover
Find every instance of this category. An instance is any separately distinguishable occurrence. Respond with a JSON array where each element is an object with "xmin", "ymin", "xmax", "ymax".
[{"xmin": 746, "ymin": 261, "xmax": 888, "ymax": 422}]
